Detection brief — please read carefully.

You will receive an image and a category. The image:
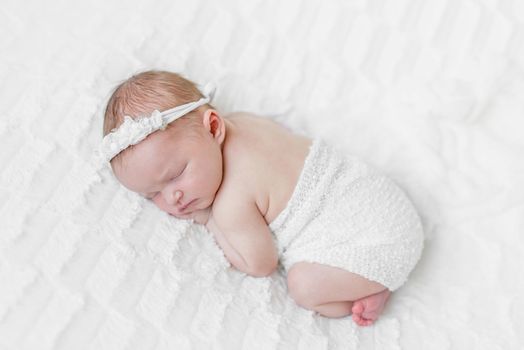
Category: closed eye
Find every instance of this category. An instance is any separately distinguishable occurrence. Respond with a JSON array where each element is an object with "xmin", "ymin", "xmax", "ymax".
[
  {"xmin": 176, "ymin": 164, "xmax": 187, "ymax": 177},
  {"xmin": 143, "ymin": 164, "xmax": 187, "ymax": 200}
]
